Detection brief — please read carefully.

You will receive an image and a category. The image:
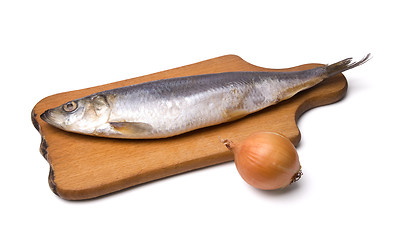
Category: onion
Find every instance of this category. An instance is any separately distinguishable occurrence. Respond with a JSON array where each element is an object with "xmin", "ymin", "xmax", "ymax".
[{"xmin": 222, "ymin": 132, "xmax": 302, "ymax": 190}]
